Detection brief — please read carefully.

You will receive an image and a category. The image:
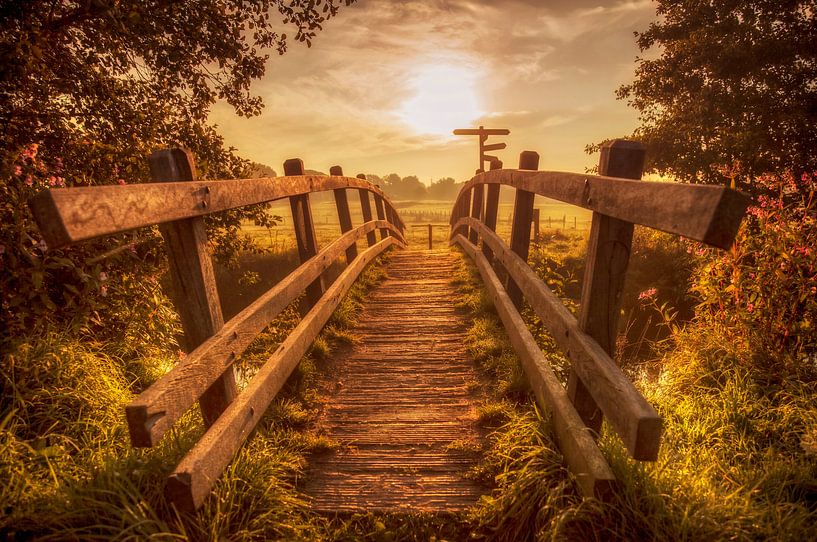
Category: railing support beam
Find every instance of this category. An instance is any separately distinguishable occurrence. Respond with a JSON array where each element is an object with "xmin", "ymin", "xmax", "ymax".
[
  {"xmin": 567, "ymin": 139, "xmax": 646, "ymax": 439},
  {"xmin": 506, "ymin": 151, "xmax": 539, "ymax": 309},
  {"xmin": 330, "ymin": 166, "xmax": 357, "ymax": 264},
  {"xmin": 284, "ymin": 158, "xmax": 325, "ymax": 312},
  {"xmin": 148, "ymin": 149, "xmax": 237, "ymax": 429}
]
